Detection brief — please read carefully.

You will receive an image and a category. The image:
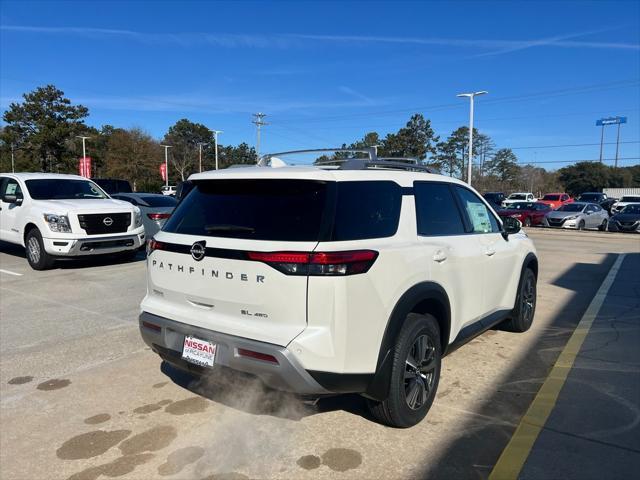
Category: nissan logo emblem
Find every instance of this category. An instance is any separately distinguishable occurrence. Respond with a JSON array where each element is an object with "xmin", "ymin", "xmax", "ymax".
[
  {"xmin": 190, "ymin": 241, "xmax": 206, "ymax": 261},
  {"xmin": 103, "ymin": 217, "xmax": 114, "ymax": 226}
]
